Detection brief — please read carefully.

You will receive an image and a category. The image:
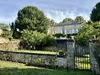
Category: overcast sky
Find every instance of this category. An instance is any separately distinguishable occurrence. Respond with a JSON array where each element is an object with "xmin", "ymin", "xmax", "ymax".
[{"xmin": 0, "ymin": 0, "xmax": 100, "ymax": 24}]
